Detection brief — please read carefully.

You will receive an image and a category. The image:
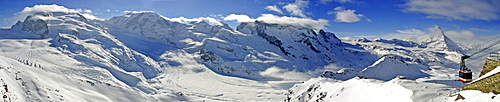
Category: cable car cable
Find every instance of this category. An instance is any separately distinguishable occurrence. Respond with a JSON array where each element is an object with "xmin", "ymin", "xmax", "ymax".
[{"xmin": 468, "ymin": 39, "xmax": 500, "ymax": 57}]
